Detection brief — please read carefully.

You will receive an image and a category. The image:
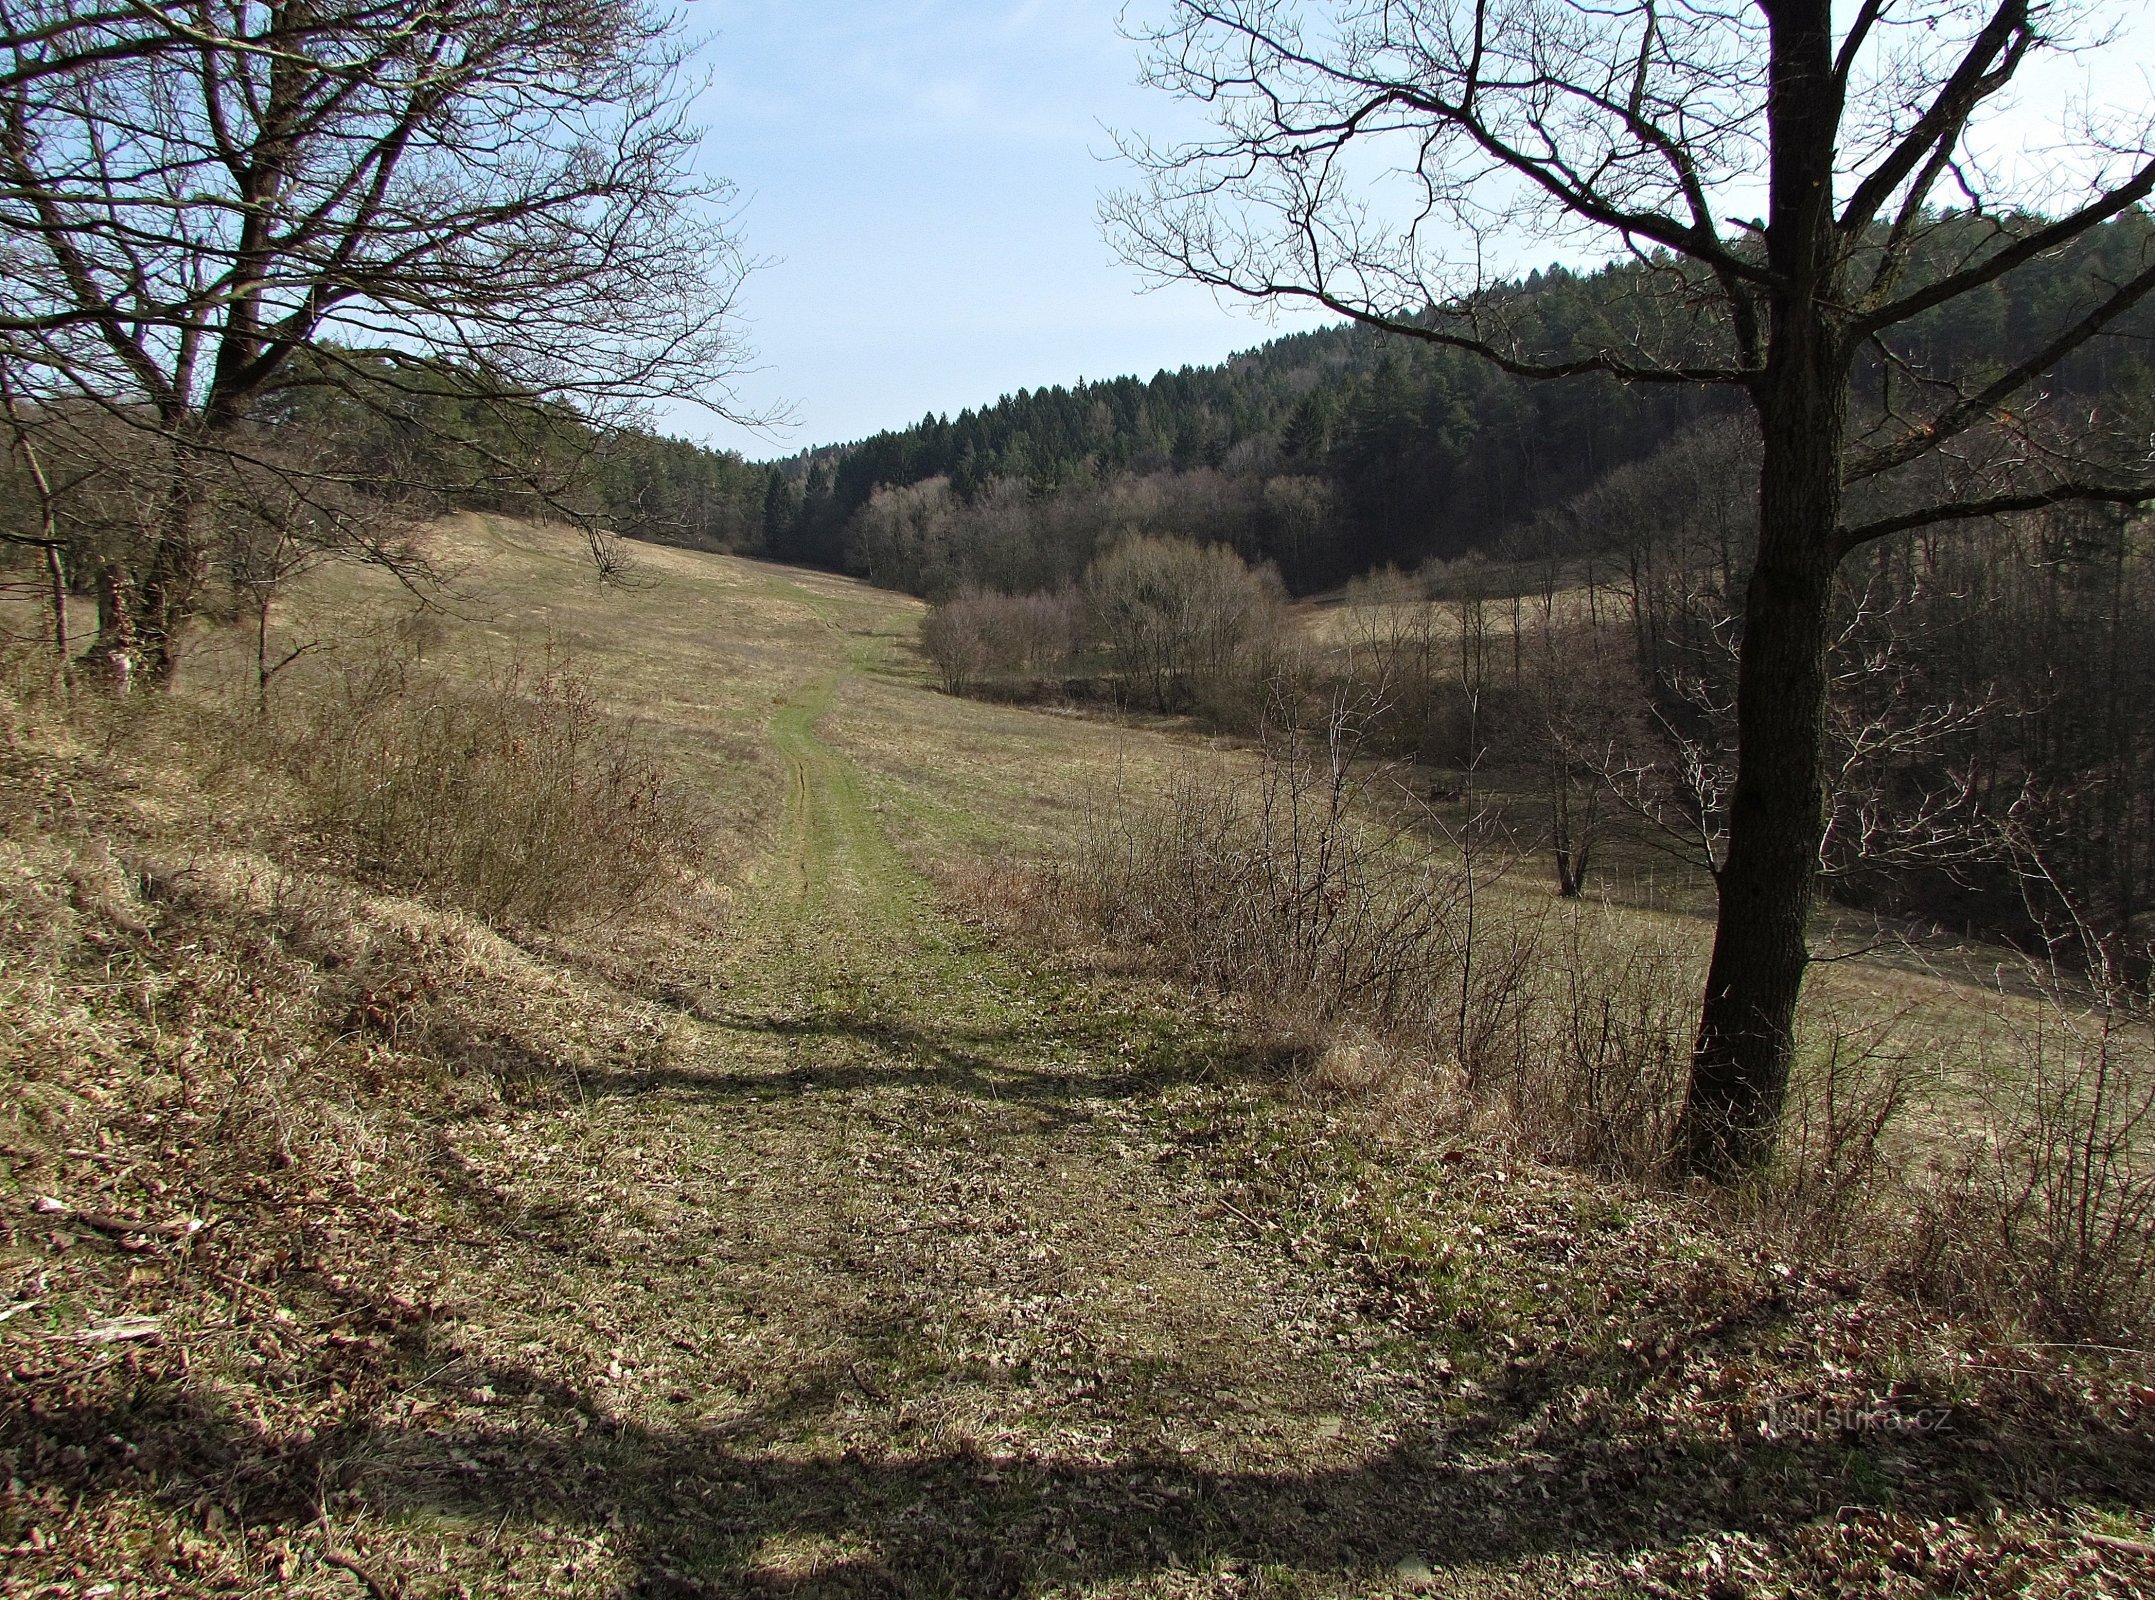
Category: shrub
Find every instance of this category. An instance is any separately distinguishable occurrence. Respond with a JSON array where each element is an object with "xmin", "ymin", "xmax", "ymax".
[
  {"xmin": 1730, "ymin": 1012, "xmax": 1920, "ymax": 1260},
  {"xmin": 1052, "ymin": 699, "xmax": 1698, "ymax": 1171},
  {"xmin": 919, "ymin": 585, "xmax": 1079, "ymax": 697},
  {"xmin": 1907, "ymin": 995, "xmax": 2155, "ymax": 1342},
  {"xmin": 1499, "ymin": 911, "xmax": 1695, "ymax": 1178},
  {"xmin": 1068, "ymin": 708, "xmax": 1487, "ymax": 1032},
  {"xmin": 955, "ymin": 665, "xmax": 2153, "ymax": 1335},
  {"xmin": 284, "ymin": 650, "xmax": 700, "ymax": 927},
  {"xmin": 919, "ymin": 591, "xmax": 992, "ymax": 696},
  {"xmin": 1084, "ymin": 534, "xmax": 1286, "ymax": 714}
]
